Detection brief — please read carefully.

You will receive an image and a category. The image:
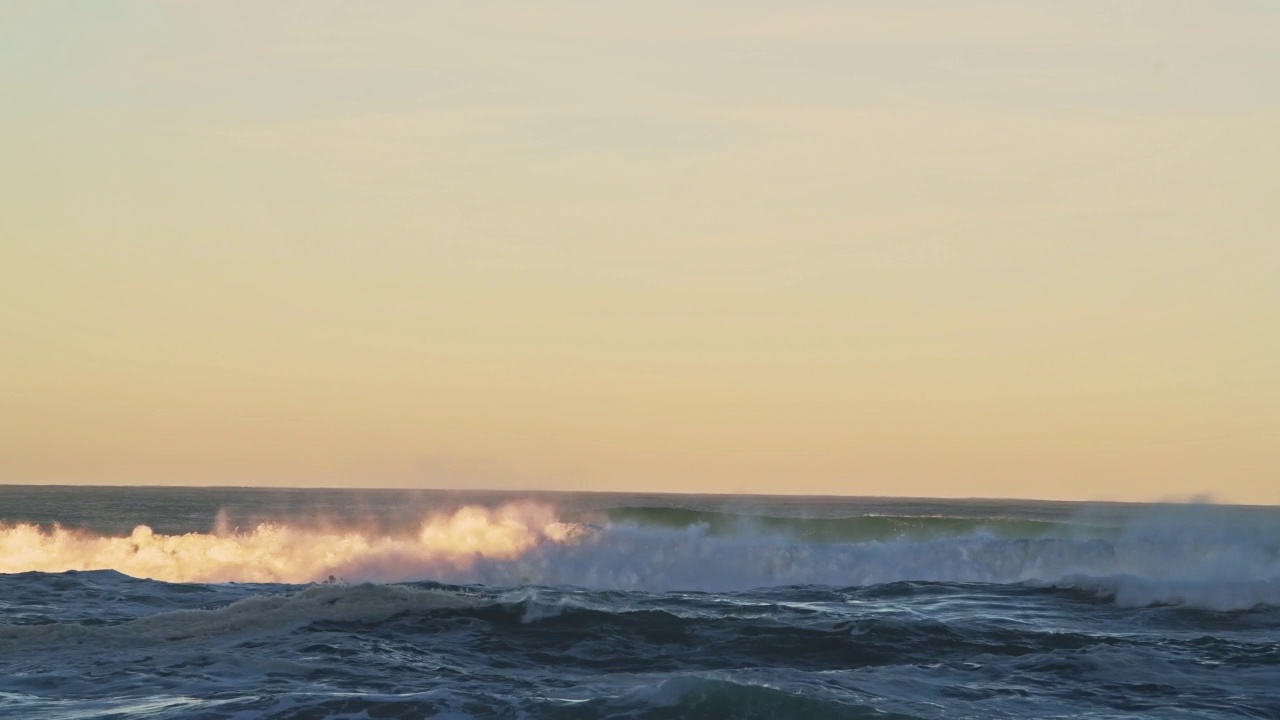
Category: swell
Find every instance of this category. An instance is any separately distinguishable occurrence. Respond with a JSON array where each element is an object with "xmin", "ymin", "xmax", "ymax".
[
  {"xmin": 0, "ymin": 579, "xmax": 1149, "ymax": 663},
  {"xmin": 2, "ymin": 575, "xmax": 1278, "ymax": 720},
  {"xmin": 4, "ymin": 578, "xmax": 1275, "ymax": 666}
]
